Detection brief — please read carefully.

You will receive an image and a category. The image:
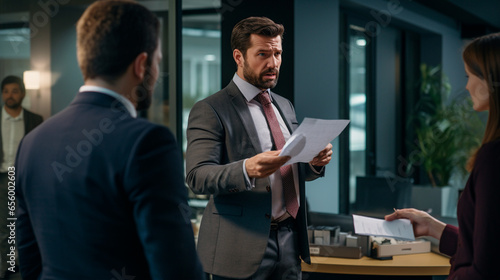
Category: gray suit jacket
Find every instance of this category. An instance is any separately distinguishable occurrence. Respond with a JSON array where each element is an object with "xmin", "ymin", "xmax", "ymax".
[
  {"xmin": 0, "ymin": 108, "xmax": 43, "ymax": 165},
  {"xmin": 186, "ymin": 81, "xmax": 324, "ymax": 278}
]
